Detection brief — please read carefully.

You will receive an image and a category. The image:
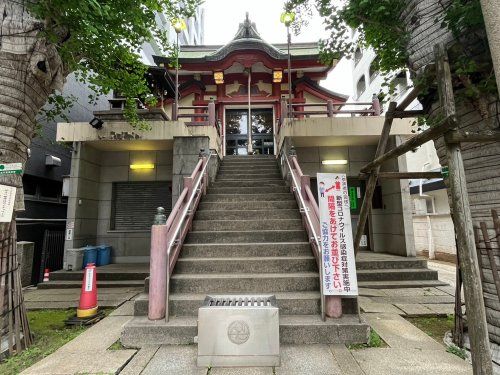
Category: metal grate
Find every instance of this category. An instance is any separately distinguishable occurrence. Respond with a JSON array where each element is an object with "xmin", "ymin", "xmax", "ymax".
[{"xmin": 203, "ymin": 295, "xmax": 277, "ymax": 307}]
